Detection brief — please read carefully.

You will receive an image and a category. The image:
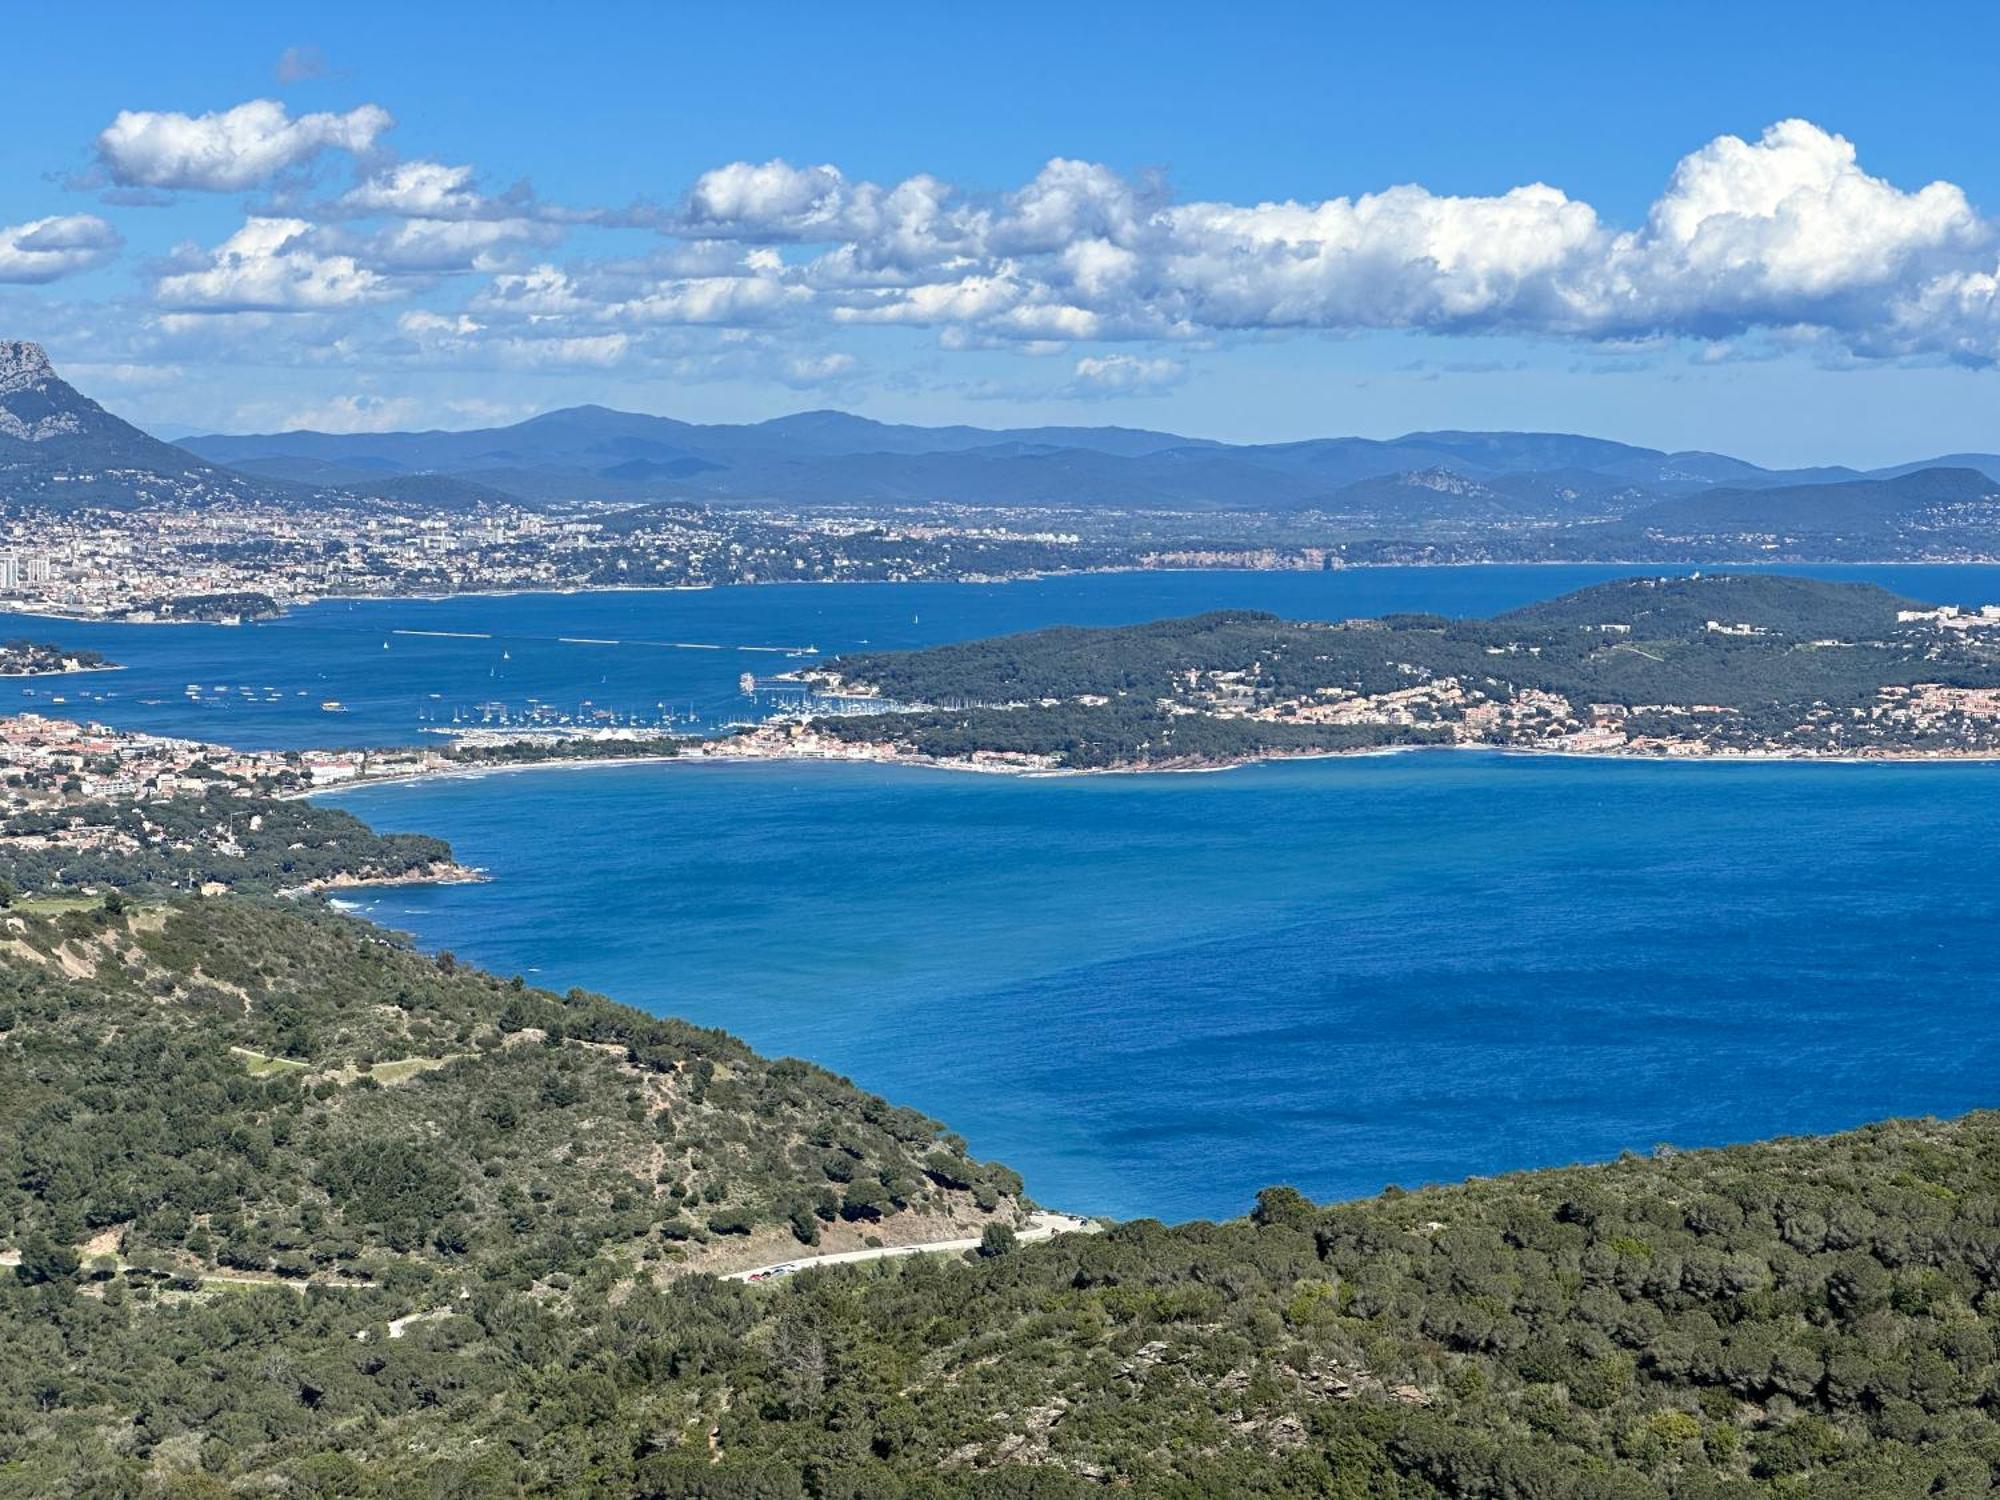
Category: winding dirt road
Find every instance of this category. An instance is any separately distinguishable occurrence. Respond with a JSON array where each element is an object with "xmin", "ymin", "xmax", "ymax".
[{"xmin": 723, "ymin": 1210, "xmax": 1099, "ymax": 1282}]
